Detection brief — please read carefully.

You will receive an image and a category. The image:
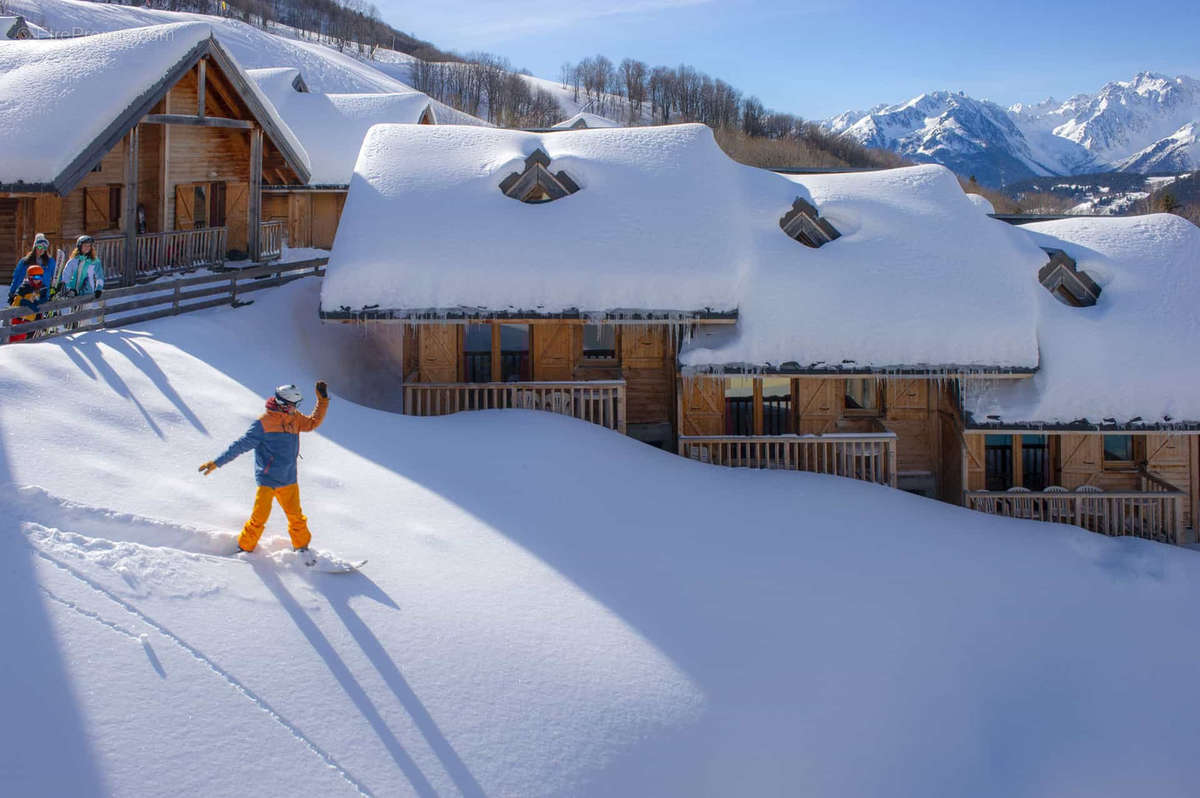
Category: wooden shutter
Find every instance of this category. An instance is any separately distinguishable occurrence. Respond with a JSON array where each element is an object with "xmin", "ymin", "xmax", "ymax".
[
  {"xmin": 679, "ymin": 376, "xmax": 724, "ymax": 436},
  {"xmin": 795, "ymin": 379, "xmax": 839, "ymax": 434},
  {"xmin": 312, "ymin": 194, "xmax": 340, "ymax": 249},
  {"xmin": 33, "ymin": 196, "xmax": 62, "ymax": 237},
  {"xmin": 1059, "ymin": 434, "xmax": 1101, "ymax": 489},
  {"xmin": 84, "ymin": 187, "xmax": 110, "ymax": 231},
  {"xmin": 174, "ymin": 184, "xmax": 194, "ymax": 231},
  {"xmin": 418, "ymin": 326, "xmax": 460, "ymax": 382},
  {"xmin": 532, "ymin": 324, "xmax": 575, "ymax": 380},
  {"xmin": 621, "ymin": 326, "xmax": 666, "ymax": 367},
  {"xmin": 225, "ymin": 181, "xmax": 249, "ymax": 251}
]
